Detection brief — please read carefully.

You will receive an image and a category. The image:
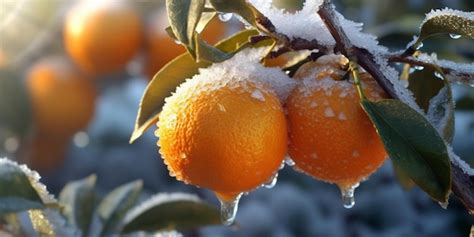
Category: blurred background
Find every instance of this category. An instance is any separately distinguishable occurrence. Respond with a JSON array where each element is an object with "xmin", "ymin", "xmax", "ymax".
[{"xmin": 0, "ymin": 0, "xmax": 473, "ymax": 236}]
